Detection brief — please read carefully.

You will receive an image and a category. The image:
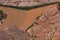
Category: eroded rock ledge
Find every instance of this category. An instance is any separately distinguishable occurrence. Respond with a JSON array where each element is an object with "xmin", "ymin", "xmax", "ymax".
[
  {"xmin": 27, "ymin": 4, "xmax": 60, "ymax": 40},
  {"xmin": 0, "ymin": 25, "xmax": 32, "ymax": 40},
  {"xmin": 0, "ymin": 0, "xmax": 58, "ymax": 6}
]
